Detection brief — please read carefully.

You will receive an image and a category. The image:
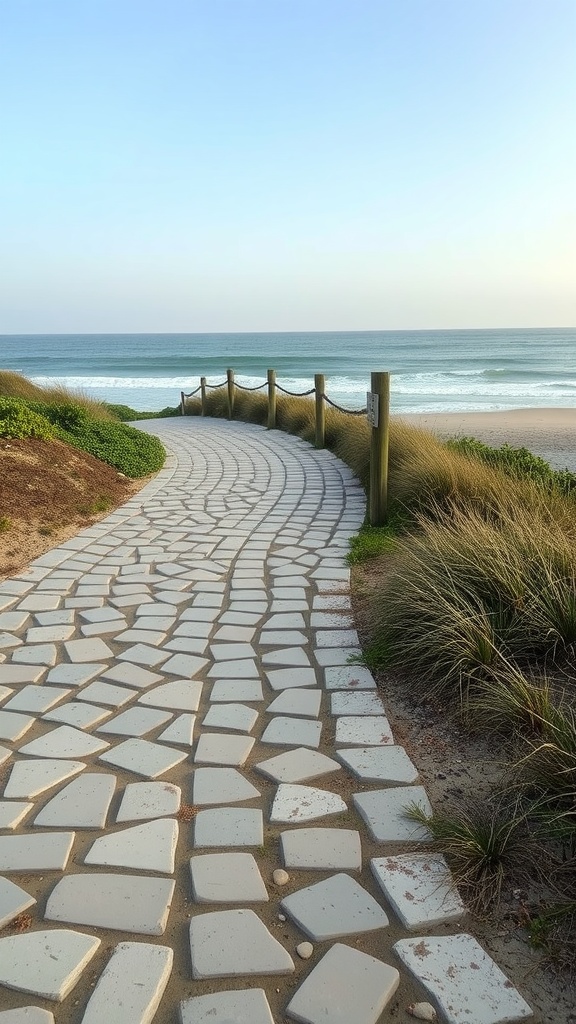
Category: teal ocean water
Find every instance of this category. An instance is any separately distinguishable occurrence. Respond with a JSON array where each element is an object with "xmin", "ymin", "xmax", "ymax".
[{"xmin": 0, "ymin": 329, "xmax": 574, "ymax": 413}]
